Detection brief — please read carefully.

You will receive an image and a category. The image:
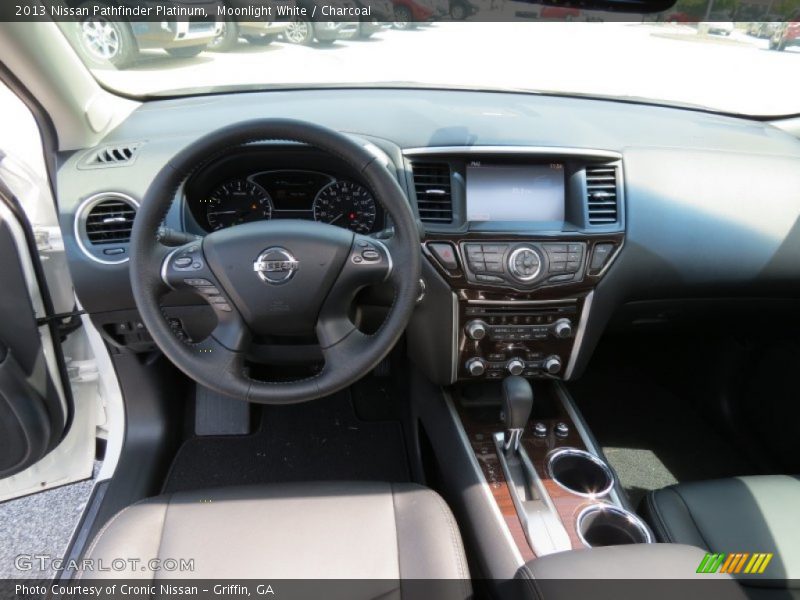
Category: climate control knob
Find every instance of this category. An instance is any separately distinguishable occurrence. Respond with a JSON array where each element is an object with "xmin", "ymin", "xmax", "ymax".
[
  {"xmin": 543, "ymin": 355, "xmax": 563, "ymax": 375},
  {"xmin": 465, "ymin": 320, "xmax": 488, "ymax": 340},
  {"xmin": 506, "ymin": 358, "xmax": 525, "ymax": 376},
  {"xmin": 553, "ymin": 318, "xmax": 573, "ymax": 339},
  {"xmin": 466, "ymin": 358, "xmax": 487, "ymax": 377}
]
